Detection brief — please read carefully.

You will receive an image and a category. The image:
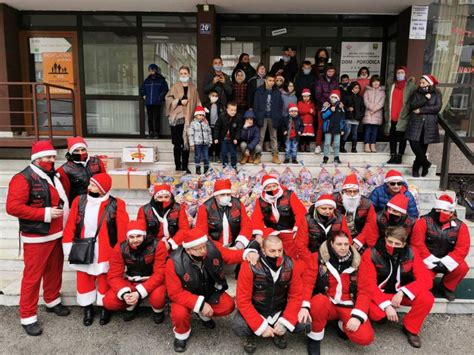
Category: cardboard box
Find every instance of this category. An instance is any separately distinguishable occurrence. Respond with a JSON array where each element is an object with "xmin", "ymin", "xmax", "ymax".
[
  {"xmin": 98, "ymin": 156, "xmax": 121, "ymax": 171},
  {"xmin": 150, "ymin": 170, "xmax": 186, "ymax": 185},
  {"xmin": 122, "ymin": 146, "xmax": 156, "ymax": 163},
  {"xmin": 109, "ymin": 169, "xmax": 150, "ymax": 190}
]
